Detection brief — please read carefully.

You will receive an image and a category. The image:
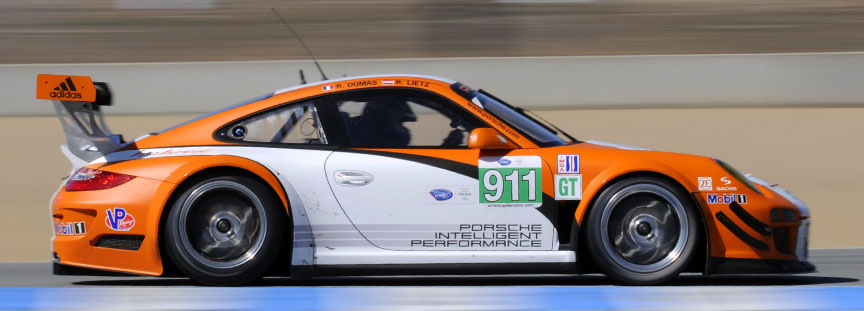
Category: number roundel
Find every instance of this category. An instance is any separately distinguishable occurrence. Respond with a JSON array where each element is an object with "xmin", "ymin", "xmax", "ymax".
[{"xmin": 478, "ymin": 156, "xmax": 542, "ymax": 208}]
